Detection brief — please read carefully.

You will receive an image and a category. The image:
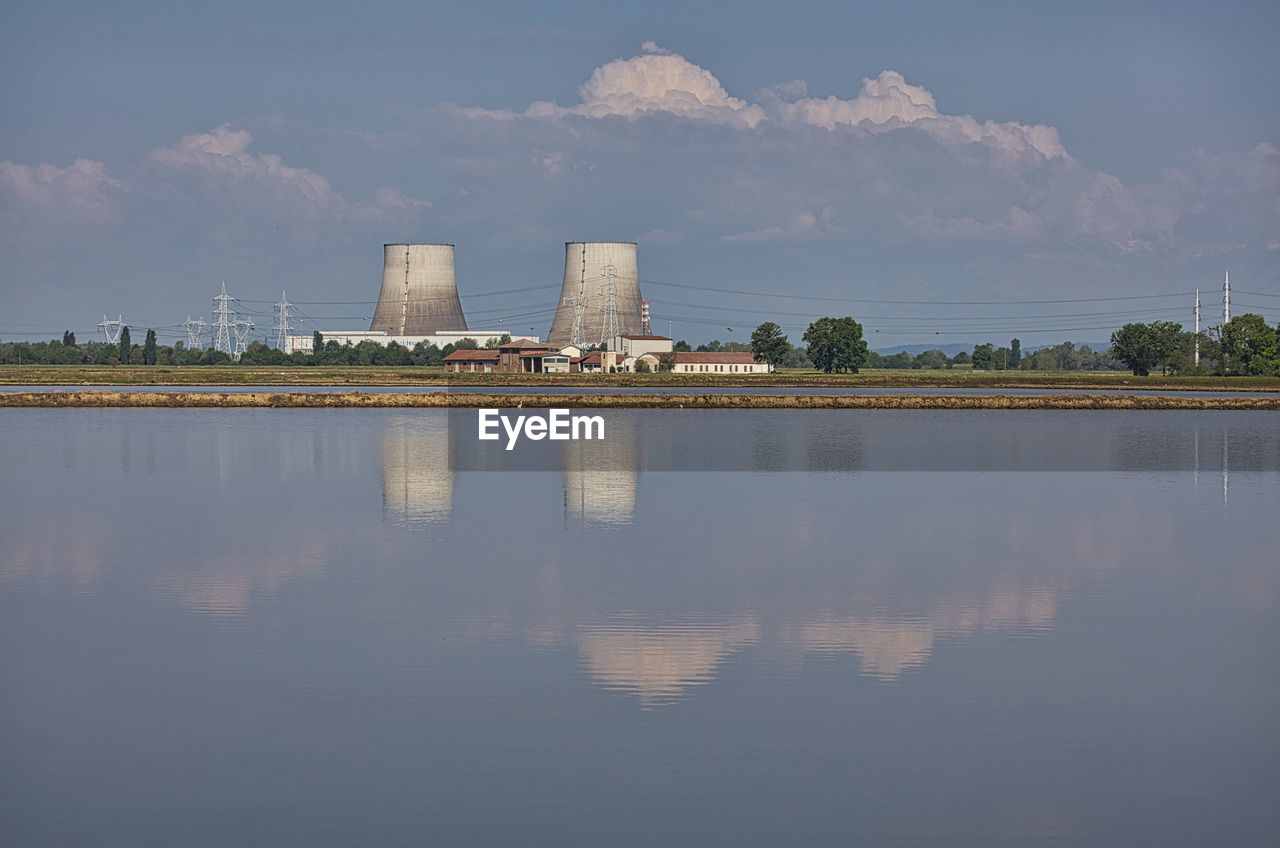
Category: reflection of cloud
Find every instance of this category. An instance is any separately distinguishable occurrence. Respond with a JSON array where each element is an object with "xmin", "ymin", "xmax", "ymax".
[
  {"xmin": 577, "ymin": 614, "xmax": 759, "ymax": 706},
  {"xmin": 802, "ymin": 615, "xmax": 935, "ymax": 681},
  {"xmin": 0, "ymin": 520, "xmax": 107, "ymax": 587},
  {"xmin": 797, "ymin": 584, "xmax": 1060, "ymax": 681},
  {"xmin": 382, "ymin": 415, "xmax": 454, "ymax": 527},
  {"xmin": 151, "ymin": 542, "xmax": 326, "ymax": 618}
]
